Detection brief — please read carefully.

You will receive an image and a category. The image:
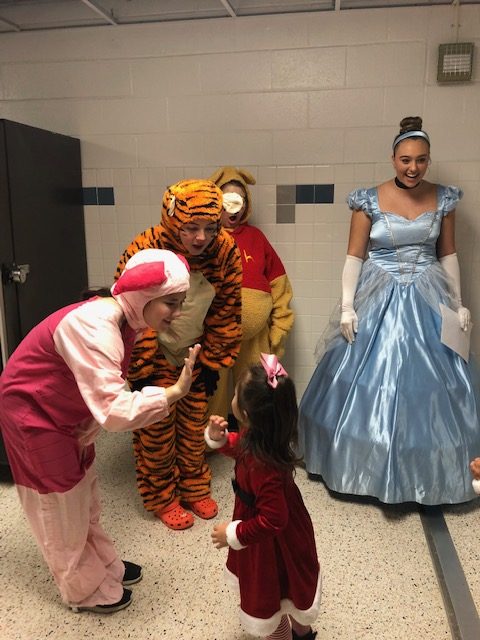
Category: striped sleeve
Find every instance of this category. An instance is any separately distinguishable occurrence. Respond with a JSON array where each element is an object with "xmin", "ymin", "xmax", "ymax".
[{"xmin": 200, "ymin": 232, "xmax": 242, "ymax": 369}]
